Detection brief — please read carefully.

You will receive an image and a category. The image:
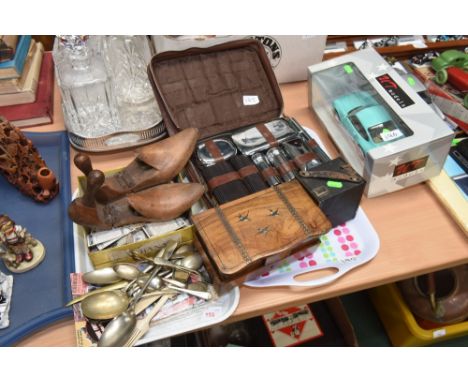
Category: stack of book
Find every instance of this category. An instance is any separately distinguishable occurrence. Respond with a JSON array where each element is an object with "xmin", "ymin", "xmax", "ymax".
[
  {"xmin": 0, "ymin": 35, "xmax": 54, "ymax": 127},
  {"xmin": 0, "ymin": 35, "xmax": 18, "ymax": 62}
]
